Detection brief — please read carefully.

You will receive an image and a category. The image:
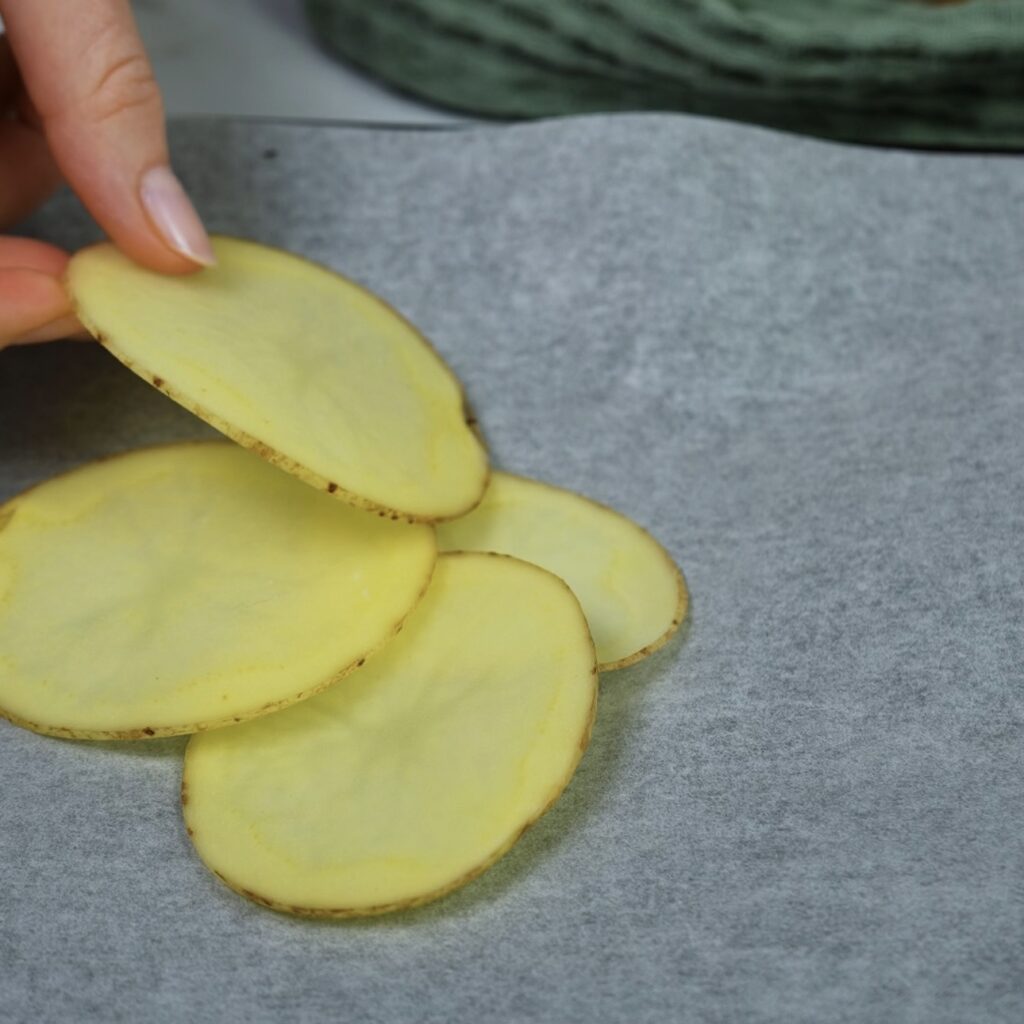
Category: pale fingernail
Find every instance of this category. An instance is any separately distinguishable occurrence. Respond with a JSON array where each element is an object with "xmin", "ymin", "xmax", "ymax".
[
  {"xmin": 9, "ymin": 314, "xmax": 84, "ymax": 346},
  {"xmin": 139, "ymin": 166, "xmax": 216, "ymax": 267}
]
